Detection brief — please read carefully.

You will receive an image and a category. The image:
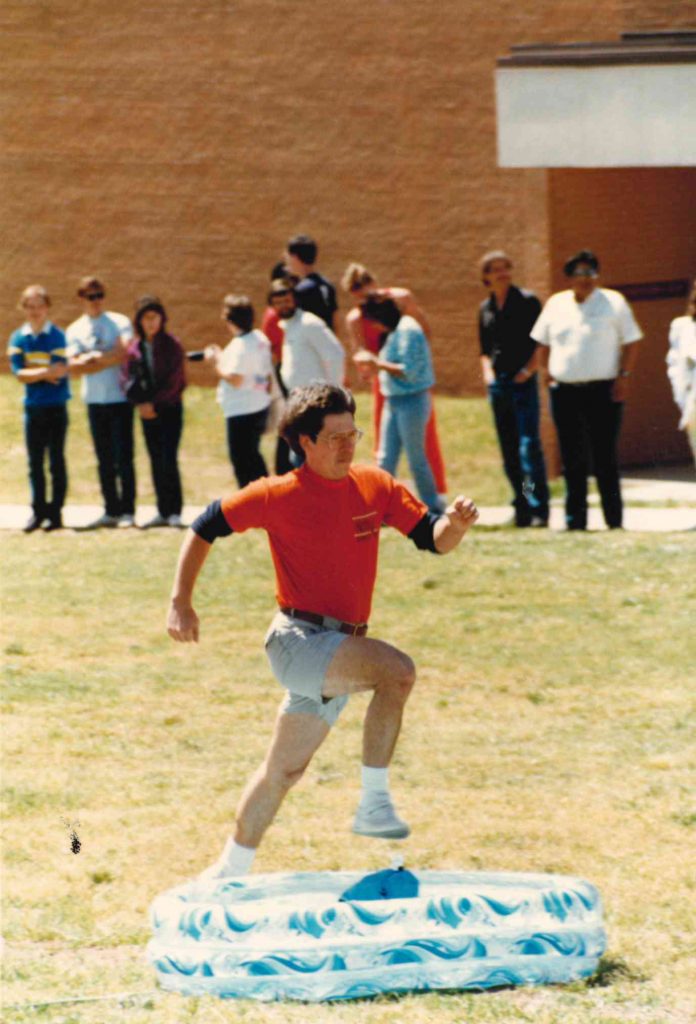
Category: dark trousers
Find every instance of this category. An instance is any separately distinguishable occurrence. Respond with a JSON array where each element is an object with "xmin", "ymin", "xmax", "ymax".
[
  {"xmin": 274, "ymin": 436, "xmax": 293, "ymax": 475},
  {"xmin": 24, "ymin": 405, "xmax": 68, "ymax": 520},
  {"xmin": 550, "ymin": 380, "xmax": 624, "ymax": 530},
  {"xmin": 87, "ymin": 402, "xmax": 136, "ymax": 516},
  {"xmin": 226, "ymin": 408, "xmax": 269, "ymax": 488},
  {"xmin": 488, "ymin": 374, "xmax": 550, "ymax": 523},
  {"xmin": 141, "ymin": 403, "xmax": 184, "ymax": 518}
]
